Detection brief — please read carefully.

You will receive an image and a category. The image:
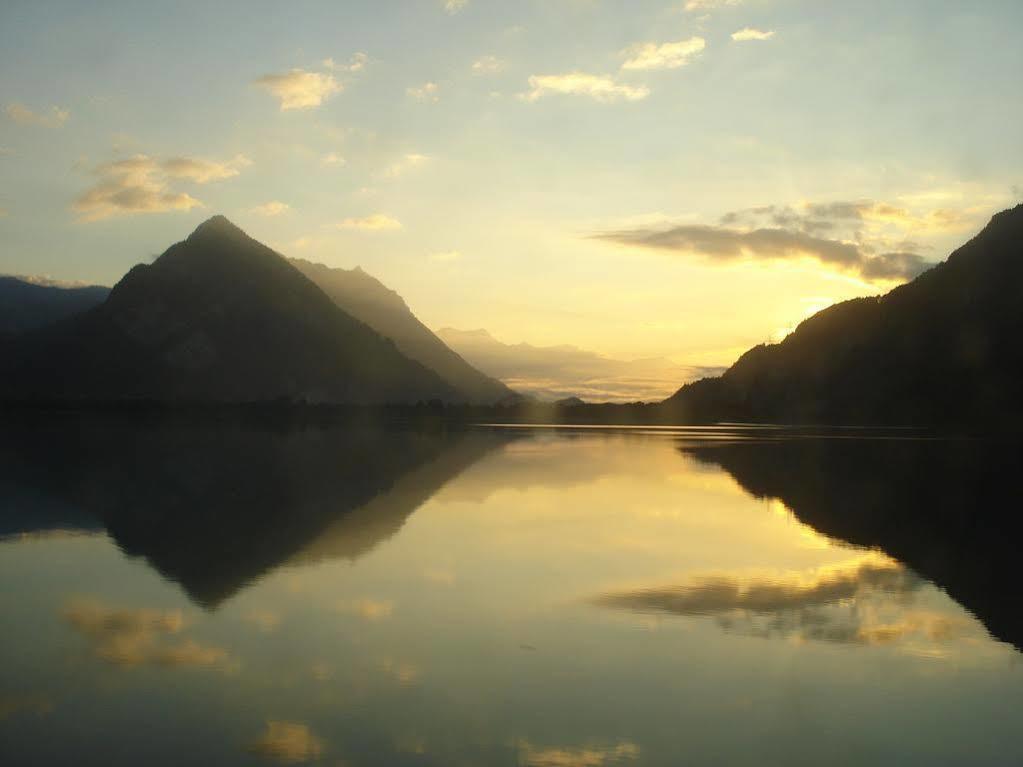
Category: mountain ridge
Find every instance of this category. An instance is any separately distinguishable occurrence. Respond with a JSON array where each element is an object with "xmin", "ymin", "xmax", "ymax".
[
  {"xmin": 291, "ymin": 258, "xmax": 513, "ymax": 404},
  {"xmin": 664, "ymin": 203, "xmax": 1023, "ymax": 425},
  {"xmin": 0, "ymin": 216, "xmax": 461, "ymax": 404}
]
